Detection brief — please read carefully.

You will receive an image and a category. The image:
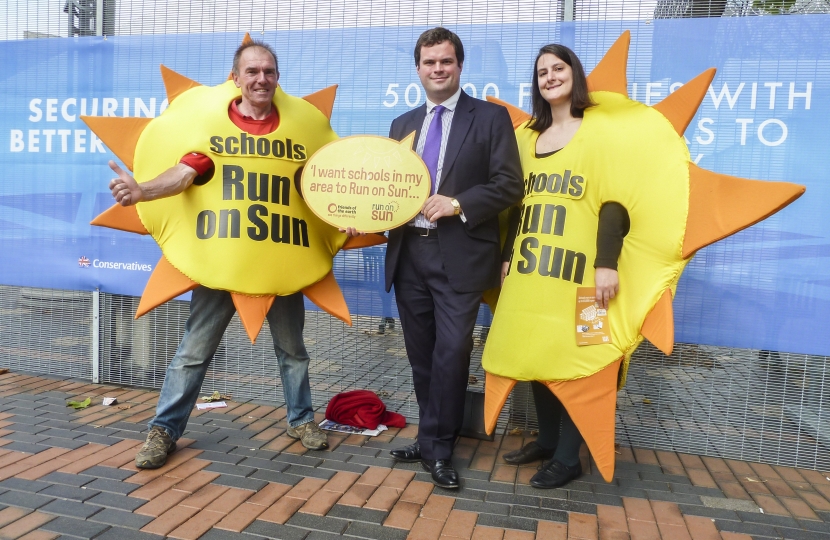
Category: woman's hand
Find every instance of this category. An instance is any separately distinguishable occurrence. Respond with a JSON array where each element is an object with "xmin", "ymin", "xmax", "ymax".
[
  {"xmin": 500, "ymin": 261, "xmax": 510, "ymax": 286},
  {"xmin": 594, "ymin": 267, "xmax": 619, "ymax": 310}
]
